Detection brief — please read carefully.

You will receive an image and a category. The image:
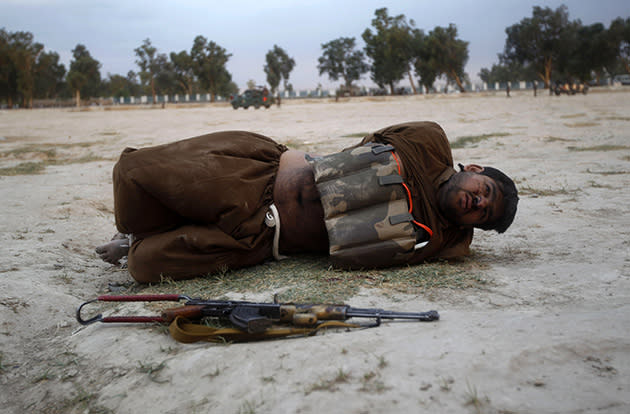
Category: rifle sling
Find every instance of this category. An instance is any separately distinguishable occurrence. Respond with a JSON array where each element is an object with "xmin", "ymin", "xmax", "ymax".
[{"xmin": 169, "ymin": 316, "xmax": 359, "ymax": 343}]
